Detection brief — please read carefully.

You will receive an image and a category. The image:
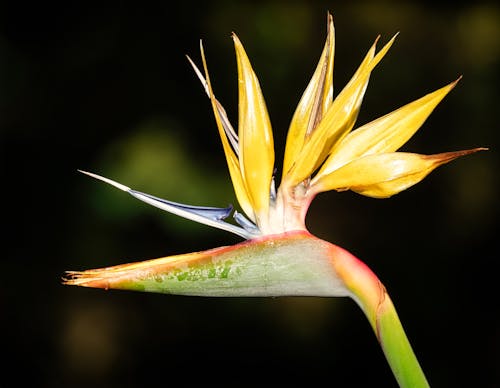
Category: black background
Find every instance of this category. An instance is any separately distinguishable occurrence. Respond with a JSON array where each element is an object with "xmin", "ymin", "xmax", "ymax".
[{"xmin": 2, "ymin": 1, "xmax": 498, "ymax": 387}]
